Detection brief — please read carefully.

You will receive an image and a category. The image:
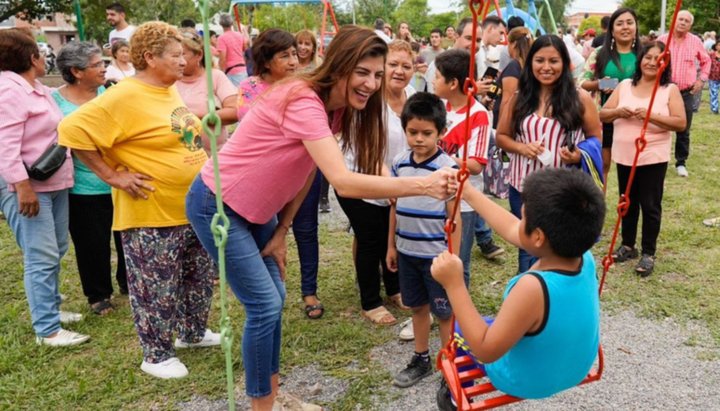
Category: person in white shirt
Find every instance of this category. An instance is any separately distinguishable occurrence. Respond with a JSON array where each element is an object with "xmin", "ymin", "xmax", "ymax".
[
  {"xmin": 374, "ymin": 18, "xmax": 393, "ymax": 44},
  {"xmin": 106, "ymin": 3, "xmax": 136, "ymax": 45},
  {"xmin": 425, "ymin": 17, "xmax": 483, "ymax": 93},
  {"xmin": 475, "ymin": 15, "xmax": 505, "ymax": 78},
  {"xmin": 105, "ymin": 39, "xmax": 135, "ymax": 82}
]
